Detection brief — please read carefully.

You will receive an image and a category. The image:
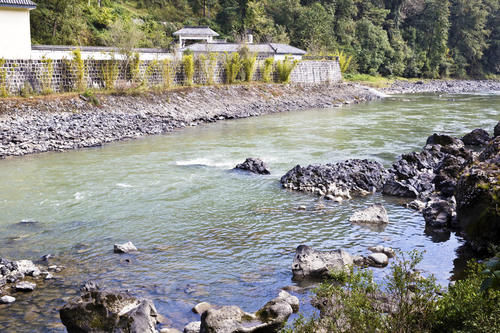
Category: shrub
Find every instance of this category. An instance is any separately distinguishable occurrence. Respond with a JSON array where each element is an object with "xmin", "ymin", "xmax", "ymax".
[
  {"xmin": 224, "ymin": 52, "xmax": 241, "ymax": 84},
  {"xmin": 161, "ymin": 59, "xmax": 173, "ymax": 89},
  {"xmin": 145, "ymin": 59, "xmax": 160, "ymax": 87},
  {"xmin": 129, "ymin": 52, "xmax": 141, "ymax": 83},
  {"xmin": 82, "ymin": 89, "xmax": 100, "ymax": 106},
  {"xmin": 101, "ymin": 56, "xmax": 119, "ymax": 90},
  {"xmin": 0, "ymin": 58, "xmax": 8, "ymax": 97},
  {"xmin": 262, "ymin": 57, "xmax": 274, "ymax": 83},
  {"xmin": 275, "ymin": 56, "xmax": 298, "ymax": 83},
  {"xmin": 331, "ymin": 50, "xmax": 353, "ymax": 74},
  {"xmin": 71, "ymin": 48, "xmax": 86, "ymax": 91},
  {"xmin": 242, "ymin": 53, "xmax": 257, "ymax": 82},
  {"xmin": 183, "ymin": 54, "xmax": 194, "ymax": 86},
  {"xmin": 40, "ymin": 56, "xmax": 54, "ymax": 95}
]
